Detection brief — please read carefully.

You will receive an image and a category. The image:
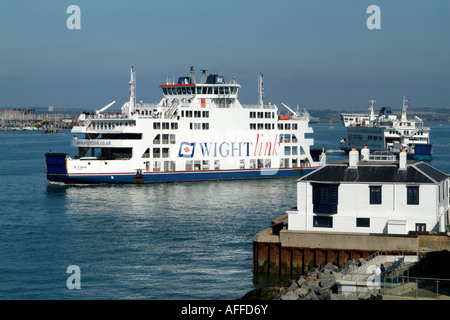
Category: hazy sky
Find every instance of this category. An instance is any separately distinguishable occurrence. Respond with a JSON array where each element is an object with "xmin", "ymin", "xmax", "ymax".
[{"xmin": 1, "ymin": 0, "xmax": 449, "ymax": 111}]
